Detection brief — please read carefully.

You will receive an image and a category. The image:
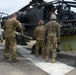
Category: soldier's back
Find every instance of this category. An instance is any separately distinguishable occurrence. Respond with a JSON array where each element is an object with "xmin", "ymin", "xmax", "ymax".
[
  {"xmin": 35, "ymin": 26, "xmax": 46, "ymax": 40},
  {"xmin": 45, "ymin": 20, "xmax": 60, "ymax": 37},
  {"xmin": 4, "ymin": 18, "xmax": 17, "ymax": 38}
]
